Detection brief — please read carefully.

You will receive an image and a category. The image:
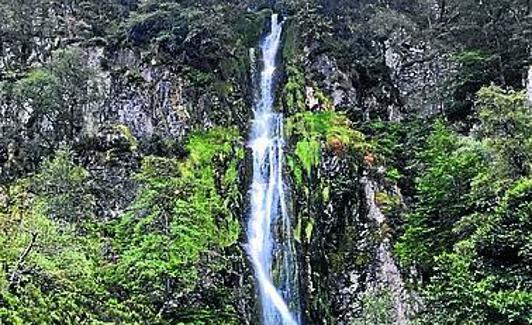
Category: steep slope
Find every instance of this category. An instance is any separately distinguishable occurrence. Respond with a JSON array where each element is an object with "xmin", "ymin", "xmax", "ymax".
[{"xmin": 0, "ymin": 0, "xmax": 530, "ymax": 324}]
